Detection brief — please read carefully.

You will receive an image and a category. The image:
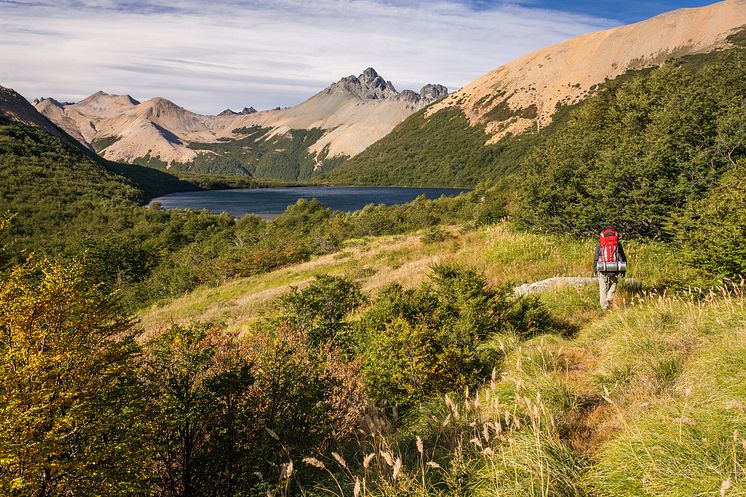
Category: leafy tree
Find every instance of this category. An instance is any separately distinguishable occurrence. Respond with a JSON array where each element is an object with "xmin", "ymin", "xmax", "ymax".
[
  {"xmin": 670, "ymin": 165, "xmax": 746, "ymax": 283},
  {"xmin": 280, "ymin": 275, "xmax": 367, "ymax": 348},
  {"xmin": 0, "ymin": 258, "xmax": 143, "ymax": 497},
  {"xmin": 244, "ymin": 324, "xmax": 367, "ymax": 487},
  {"xmin": 139, "ymin": 322, "xmax": 254, "ymax": 497}
]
